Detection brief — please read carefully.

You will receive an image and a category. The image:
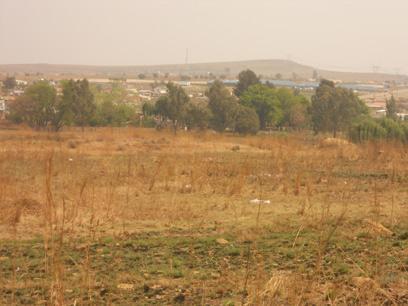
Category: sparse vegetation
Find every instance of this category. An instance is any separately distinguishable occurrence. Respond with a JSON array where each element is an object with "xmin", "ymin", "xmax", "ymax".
[
  {"xmin": 2, "ymin": 1, "xmax": 407, "ymax": 304},
  {"xmin": 0, "ymin": 128, "xmax": 407, "ymax": 304}
]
